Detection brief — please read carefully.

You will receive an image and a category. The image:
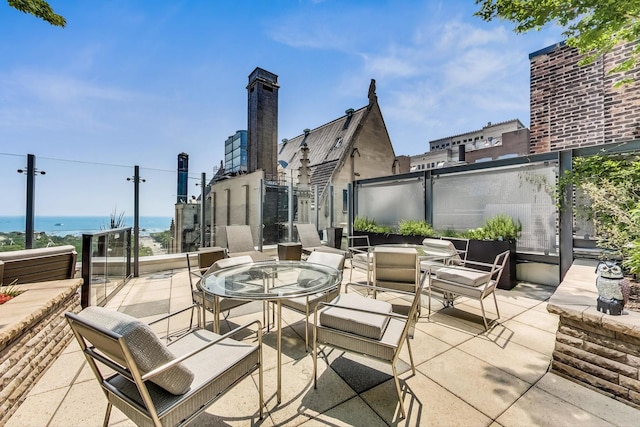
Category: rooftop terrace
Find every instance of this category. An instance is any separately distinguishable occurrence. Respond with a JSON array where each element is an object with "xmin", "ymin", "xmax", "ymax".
[{"xmin": 4, "ymin": 264, "xmax": 639, "ymax": 426}]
